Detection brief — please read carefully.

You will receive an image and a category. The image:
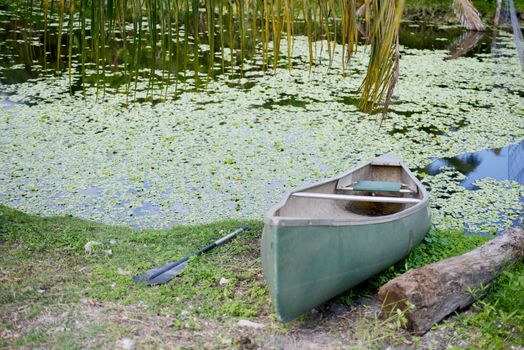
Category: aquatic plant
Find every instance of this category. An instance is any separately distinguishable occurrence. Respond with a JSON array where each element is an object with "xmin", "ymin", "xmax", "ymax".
[
  {"xmin": 1, "ymin": 32, "xmax": 522, "ymax": 231},
  {"xmin": 8, "ymin": 0, "xmax": 405, "ymax": 115}
]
